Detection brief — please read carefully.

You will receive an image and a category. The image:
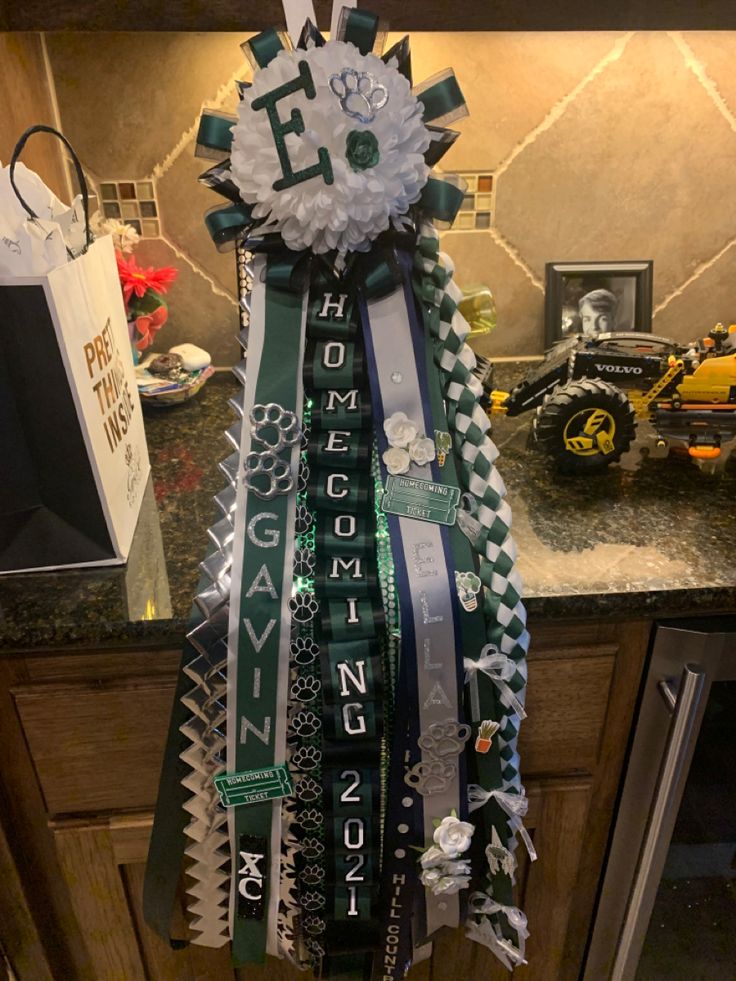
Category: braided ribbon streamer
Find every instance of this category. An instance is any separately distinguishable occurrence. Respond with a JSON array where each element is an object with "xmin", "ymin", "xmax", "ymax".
[
  {"xmin": 412, "ymin": 221, "xmax": 532, "ymax": 958},
  {"xmin": 412, "ymin": 222, "xmax": 529, "ymax": 779},
  {"xmin": 463, "ymin": 646, "xmax": 527, "ymax": 720}
]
